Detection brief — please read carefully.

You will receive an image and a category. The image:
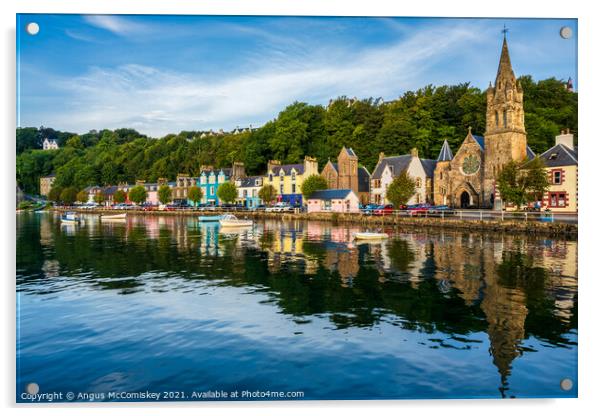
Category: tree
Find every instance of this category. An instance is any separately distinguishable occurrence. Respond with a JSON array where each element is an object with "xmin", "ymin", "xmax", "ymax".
[
  {"xmin": 158, "ymin": 185, "xmax": 172, "ymax": 205},
  {"xmin": 497, "ymin": 158, "xmax": 549, "ymax": 210},
  {"xmin": 301, "ymin": 174, "xmax": 328, "ymax": 199},
  {"xmin": 94, "ymin": 191, "xmax": 105, "ymax": 205},
  {"xmin": 60, "ymin": 187, "xmax": 78, "ymax": 205},
  {"xmin": 48, "ymin": 186, "xmax": 62, "ymax": 202},
  {"xmin": 217, "ymin": 182, "xmax": 237, "ymax": 204},
  {"xmin": 128, "ymin": 185, "xmax": 148, "ymax": 205},
  {"xmin": 188, "ymin": 186, "xmax": 203, "ymax": 206},
  {"xmin": 386, "ymin": 171, "xmax": 416, "ymax": 208},
  {"xmin": 113, "ymin": 189, "xmax": 127, "ymax": 204},
  {"xmin": 76, "ymin": 190, "xmax": 88, "ymax": 204},
  {"xmin": 258, "ymin": 184, "xmax": 277, "ymax": 205}
]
